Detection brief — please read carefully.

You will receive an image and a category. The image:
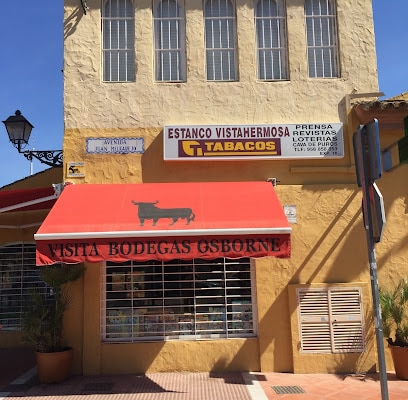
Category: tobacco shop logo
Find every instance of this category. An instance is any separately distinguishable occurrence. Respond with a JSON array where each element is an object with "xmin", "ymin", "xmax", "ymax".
[
  {"xmin": 178, "ymin": 139, "xmax": 281, "ymax": 158},
  {"xmin": 131, "ymin": 200, "xmax": 195, "ymax": 226}
]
